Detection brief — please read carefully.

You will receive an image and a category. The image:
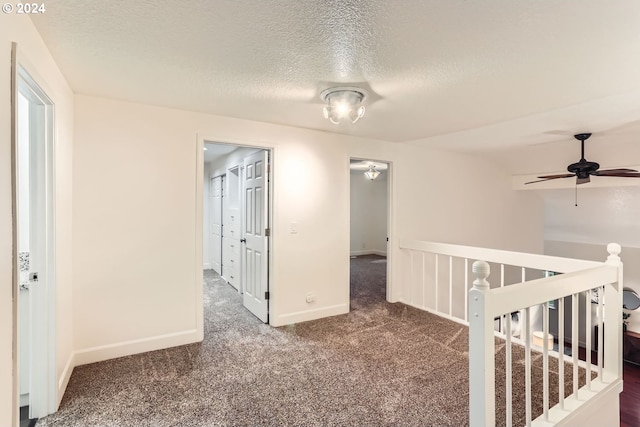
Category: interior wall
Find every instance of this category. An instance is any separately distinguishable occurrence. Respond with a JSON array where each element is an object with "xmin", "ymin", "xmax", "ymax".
[
  {"xmin": 350, "ymin": 169, "xmax": 387, "ymax": 256},
  {"xmin": 1, "ymin": 14, "xmax": 75, "ymax": 424},
  {"xmin": 545, "ymin": 240, "xmax": 640, "ymax": 334}
]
